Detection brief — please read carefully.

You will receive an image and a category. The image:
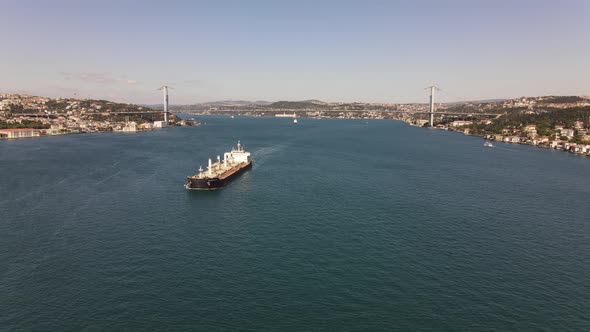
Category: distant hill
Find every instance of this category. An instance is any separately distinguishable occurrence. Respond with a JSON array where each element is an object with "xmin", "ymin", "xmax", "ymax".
[
  {"xmin": 166, "ymin": 100, "xmax": 272, "ymax": 111},
  {"xmin": 202, "ymin": 100, "xmax": 272, "ymax": 106},
  {"xmin": 150, "ymin": 95, "xmax": 590, "ymax": 113},
  {"xmin": 268, "ymin": 100, "xmax": 327, "ymax": 109},
  {"xmin": 446, "ymin": 99, "xmax": 507, "ymax": 105}
]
